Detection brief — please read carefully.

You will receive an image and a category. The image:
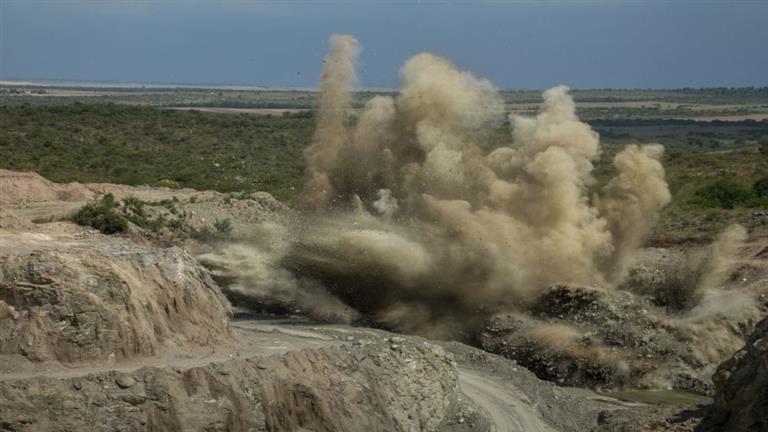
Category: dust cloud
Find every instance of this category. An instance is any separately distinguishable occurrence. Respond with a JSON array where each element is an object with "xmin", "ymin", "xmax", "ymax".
[
  {"xmin": 697, "ymin": 224, "xmax": 748, "ymax": 292},
  {"xmin": 303, "ymin": 34, "xmax": 361, "ymax": 208},
  {"xmin": 686, "ymin": 224, "xmax": 754, "ymax": 322},
  {"xmin": 635, "ymin": 224, "xmax": 753, "ymax": 313},
  {"xmin": 652, "ymin": 224, "xmax": 756, "ymax": 376},
  {"xmin": 199, "ymin": 222, "xmax": 360, "ymax": 323},
  {"xmin": 207, "ymin": 34, "xmax": 679, "ymax": 336}
]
